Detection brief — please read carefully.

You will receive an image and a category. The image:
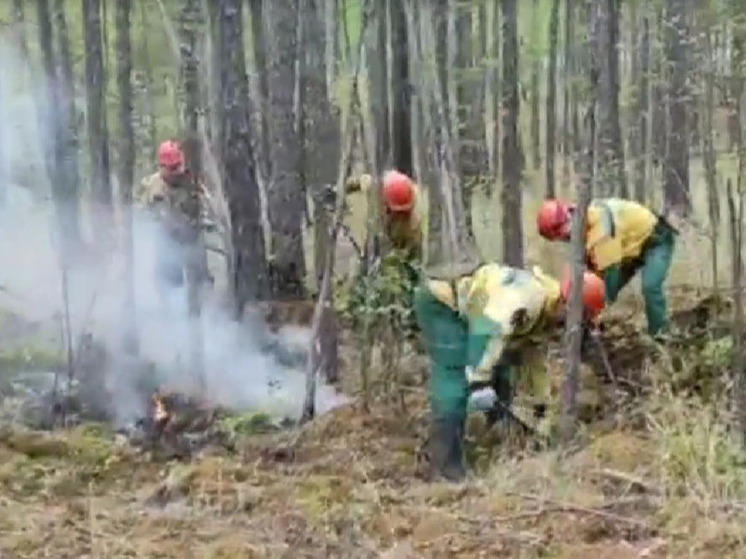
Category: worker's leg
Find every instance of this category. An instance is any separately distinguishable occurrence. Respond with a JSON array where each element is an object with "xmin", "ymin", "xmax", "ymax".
[
  {"xmin": 485, "ymin": 358, "xmax": 514, "ymax": 427},
  {"xmin": 414, "ymin": 286, "xmax": 469, "ymax": 482},
  {"xmin": 154, "ymin": 234, "xmax": 185, "ymax": 313},
  {"xmin": 640, "ymin": 225, "xmax": 676, "ymax": 336},
  {"xmin": 521, "ymin": 348, "xmax": 552, "ymax": 434}
]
